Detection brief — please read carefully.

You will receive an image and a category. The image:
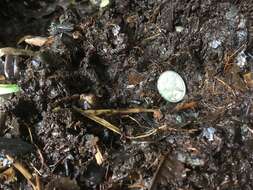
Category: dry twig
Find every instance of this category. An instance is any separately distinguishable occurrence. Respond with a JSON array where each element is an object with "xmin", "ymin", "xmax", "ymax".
[
  {"xmin": 6, "ymin": 155, "xmax": 37, "ymax": 190},
  {"xmin": 73, "ymin": 107, "xmax": 122, "ymax": 135},
  {"xmin": 214, "ymin": 77, "xmax": 236, "ymax": 97},
  {"xmin": 73, "ymin": 106, "xmax": 163, "ymax": 139},
  {"xmin": 75, "ymin": 107, "xmax": 158, "ymax": 116},
  {"xmin": 148, "ymin": 154, "xmax": 166, "ymax": 190},
  {"xmin": 223, "ymin": 44, "xmax": 246, "ymax": 72},
  {"xmin": 0, "ymin": 47, "xmax": 36, "ymax": 57}
]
